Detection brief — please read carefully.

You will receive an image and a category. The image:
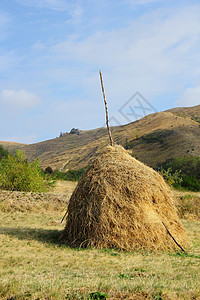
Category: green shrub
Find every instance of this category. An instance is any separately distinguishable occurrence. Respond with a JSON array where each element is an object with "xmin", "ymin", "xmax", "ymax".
[
  {"xmin": 0, "ymin": 150, "xmax": 51, "ymax": 192},
  {"xmin": 89, "ymin": 292, "xmax": 109, "ymax": 299},
  {"xmin": 0, "ymin": 145, "xmax": 9, "ymax": 160},
  {"xmin": 158, "ymin": 167, "xmax": 182, "ymax": 187},
  {"xmin": 160, "ymin": 156, "xmax": 200, "ymax": 179},
  {"xmin": 158, "ymin": 156, "xmax": 200, "ymax": 191},
  {"xmin": 181, "ymin": 175, "xmax": 200, "ymax": 191},
  {"xmin": 53, "ymin": 167, "xmax": 87, "ymax": 182}
]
